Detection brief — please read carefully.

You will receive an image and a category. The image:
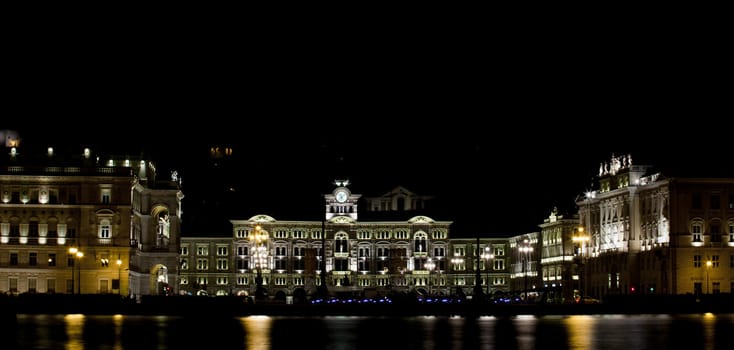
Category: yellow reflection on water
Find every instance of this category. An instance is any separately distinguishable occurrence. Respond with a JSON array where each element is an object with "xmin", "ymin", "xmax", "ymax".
[
  {"xmin": 564, "ymin": 315, "xmax": 596, "ymax": 350},
  {"xmin": 702, "ymin": 313, "xmax": 715, "ymax": 350},
  {"xmin": 63, "ymin": 314, "xmax": 85, "ymax": 350},
  {"xmin": 241, "ymin": 316, "xmax": 273, "ymax": 350},
  {"xmin": 113, "ymin": 314, "xmax": 124, "ymax": 350}
]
